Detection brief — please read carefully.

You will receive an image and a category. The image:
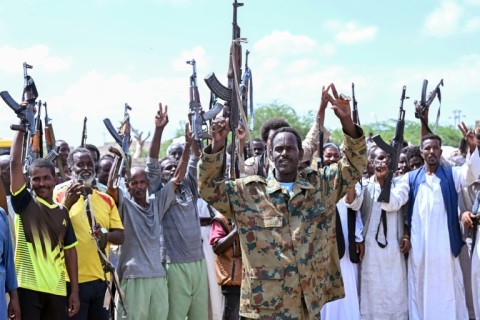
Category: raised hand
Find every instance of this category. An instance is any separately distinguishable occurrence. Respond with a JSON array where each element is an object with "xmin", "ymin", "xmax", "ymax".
[
  {"xmin": 458, "ymin": 121, "xmax": 476, "ymax": 153},
  {"xmin": 318, "ymin": 85, "xmax": 330, "ymax": 114},
  {"xmin": 155, "ymin": 103, "xmax": 169, "ymax": 129},
  {"xmin": 184, "ymin": 122, "xmax": 193, "ymax": 146},
  {"xmin": 210, "ymin": 117, "xmax": 230, "ymax": 153},
  {"xmin": 324, "ymin": 83, "xmax": 352, "ymax": 120}
]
